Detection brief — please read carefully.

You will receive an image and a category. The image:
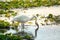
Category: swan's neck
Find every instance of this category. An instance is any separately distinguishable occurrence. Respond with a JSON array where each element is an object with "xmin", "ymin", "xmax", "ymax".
[{"xmin": 30, "ymin": 16, "xmax": 37, "ymax": 20}]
